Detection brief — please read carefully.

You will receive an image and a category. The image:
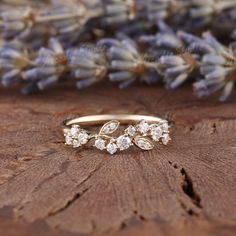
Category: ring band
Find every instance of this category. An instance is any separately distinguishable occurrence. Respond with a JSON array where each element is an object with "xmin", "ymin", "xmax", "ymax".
[{"xmin": 63, "ymin": 114, "xmax": 171, "ymax": 155}]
